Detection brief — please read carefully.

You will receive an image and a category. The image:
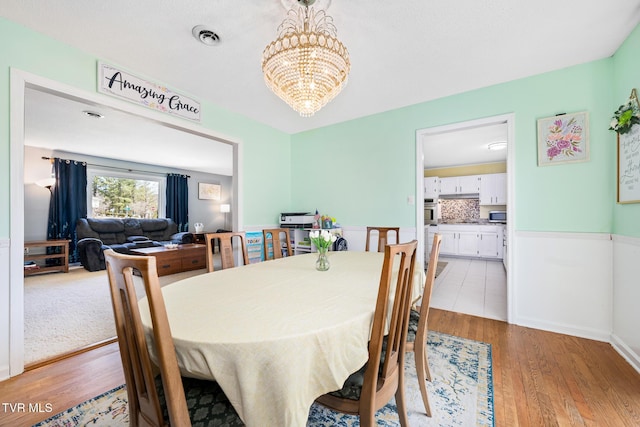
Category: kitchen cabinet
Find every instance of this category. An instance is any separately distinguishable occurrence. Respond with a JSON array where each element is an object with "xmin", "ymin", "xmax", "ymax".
[
  {"xmin": 425, "ymin": 225, "xmax": 439, "ymax": 257},
  {"xmin": 458, "ymin": 231, "xmax": 480, "ymax": 256},
  {"xmin": 424, "ymin": 176, "xmax": 439, "ymax": 199},
  {"xmin": 478, "ymin": 231, "xmax": 501, "ymax": 258},
  {"xmin": 439, "ymin": 175, "xmax": 480, "ymax": 195},
  {"xmin": 479, "ymin": 173, "xmax": 507, "ymax": 205},
  {"xmin": 437, "ymin": 224, "xmax": 503, "ymax": 259},
  {"xmin": 439, "ymin": 230, "xmax": 457, "ymax": 255}
]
